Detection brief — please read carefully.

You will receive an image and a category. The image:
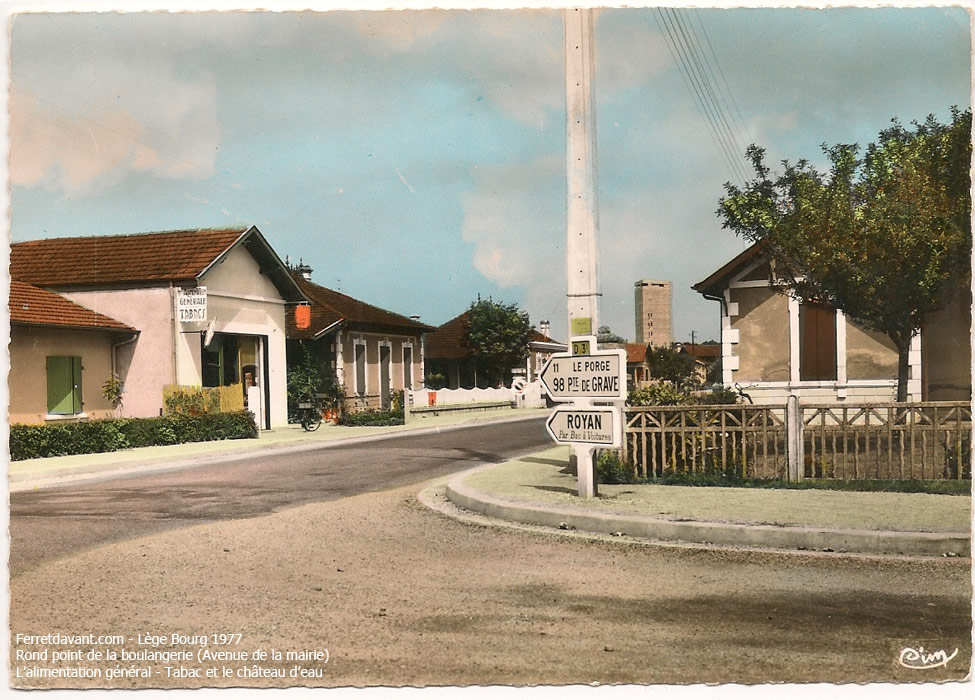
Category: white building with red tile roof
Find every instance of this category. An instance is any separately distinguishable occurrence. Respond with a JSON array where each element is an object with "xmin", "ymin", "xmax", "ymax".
[{"xmin": 9, "ymin": 226, "xmax": 305, "ymax": 427}]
